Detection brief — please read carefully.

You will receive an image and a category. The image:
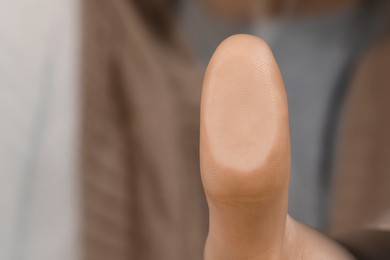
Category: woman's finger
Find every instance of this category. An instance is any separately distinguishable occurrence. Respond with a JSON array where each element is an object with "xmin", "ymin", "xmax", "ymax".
[{"xmin": 200, "ymin": 34, "xmax": 290, "ymax": 260}]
